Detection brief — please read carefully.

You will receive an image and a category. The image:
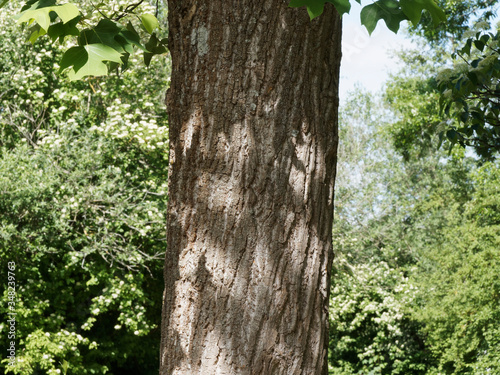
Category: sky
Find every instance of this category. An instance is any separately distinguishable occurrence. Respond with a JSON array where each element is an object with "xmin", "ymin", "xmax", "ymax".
[{"xmin": 339, "ymin": 2, "xmax": 416, "ymax": 101}]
